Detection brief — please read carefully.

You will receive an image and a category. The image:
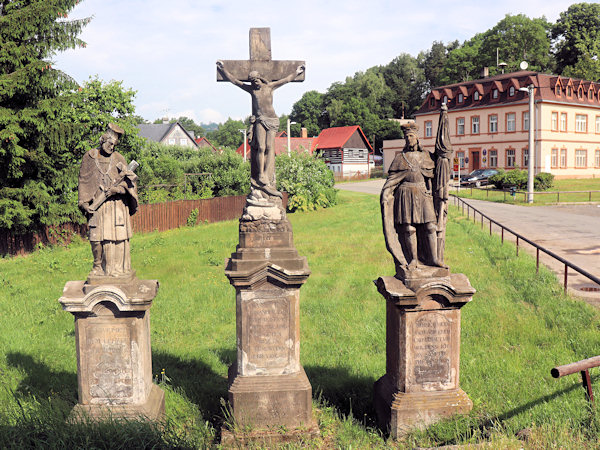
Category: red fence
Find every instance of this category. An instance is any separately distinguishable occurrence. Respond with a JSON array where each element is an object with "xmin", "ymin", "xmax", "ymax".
[{"xmin": 1, "ymin": 194, "xmax": 287, "ymax": 256}]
